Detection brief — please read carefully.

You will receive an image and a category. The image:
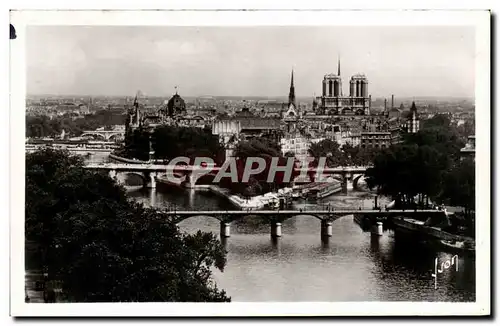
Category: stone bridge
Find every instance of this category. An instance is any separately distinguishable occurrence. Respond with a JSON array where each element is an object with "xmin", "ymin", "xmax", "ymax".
[
  {"xmin": 163, "ymin": 209, "xmax": 445, "ymax": 240},
  {"xmin": 80, "ymin": 130, "xmax": 125, "ymax": 141},
  {"xmin": 84, "ymin": 162, "xmax": 373, "ymax": 191},
  {"xmin": 294, "ymin": 166, "xmax": 372, "ymax": 191},
  {"xmin": 84, "ymin": 163, "xmax": 215, "ymax": 188}
]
